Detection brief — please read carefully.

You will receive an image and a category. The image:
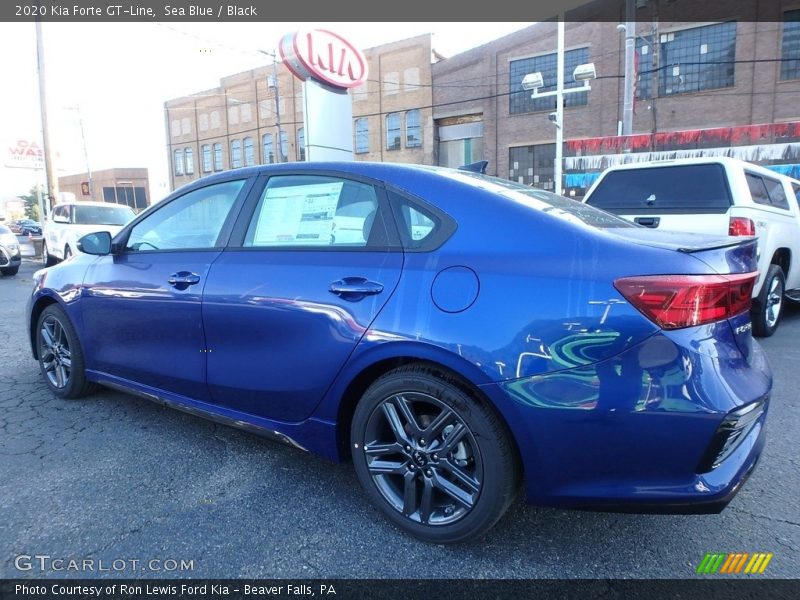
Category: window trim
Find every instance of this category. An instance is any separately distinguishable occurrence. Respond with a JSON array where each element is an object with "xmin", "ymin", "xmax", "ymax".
[{"xmin": 385, "ymin": 184, "xmax": 457, "ymax": 253}]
